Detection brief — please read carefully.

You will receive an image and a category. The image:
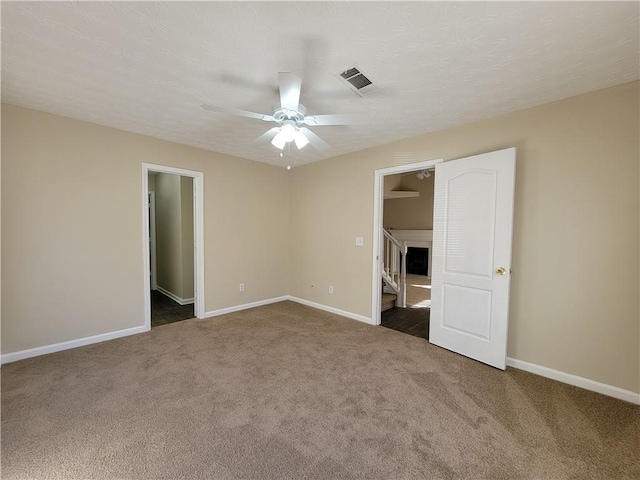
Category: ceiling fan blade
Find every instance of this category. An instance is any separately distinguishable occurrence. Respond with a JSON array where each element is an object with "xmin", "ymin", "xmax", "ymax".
[
  {"xmin": 299, "ymin": 128, "xmax": 330, "ymax": 152},
  {"xmin": 201, "ymin": 104, "xmax": 275, "ymax": 122},
  {"xmin": 303, "ymin": 113, "xmax": 367, "ymax": 126},
  {"xmin": 278, "ymin": 72, "xmax": 302, "ymax": 111},
  {"xmin": 250, "ymin": 127, "xmax": 280, "ymax": 146}
]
